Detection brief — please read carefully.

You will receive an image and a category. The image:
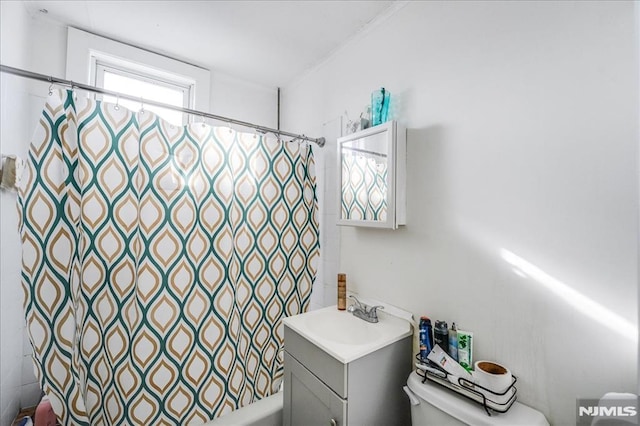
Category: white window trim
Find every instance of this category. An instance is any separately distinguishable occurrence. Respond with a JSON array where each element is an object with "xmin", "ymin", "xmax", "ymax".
[
  {"xmin": 94, "ymin": 60, "xmax": 192, "ymax": 108},
  {"xmin": 66, "ymin": 27, "xmax": 210, "ymax": 114}
]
